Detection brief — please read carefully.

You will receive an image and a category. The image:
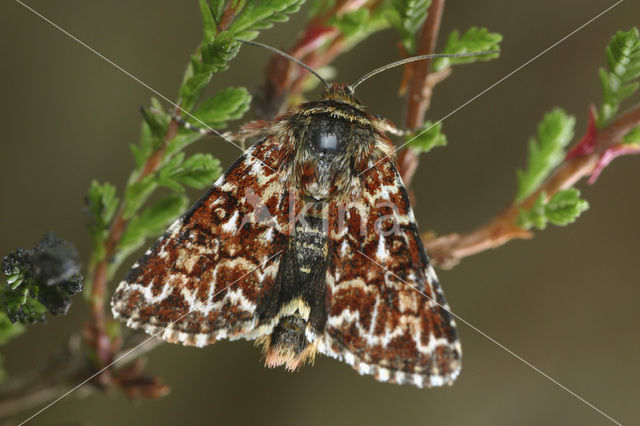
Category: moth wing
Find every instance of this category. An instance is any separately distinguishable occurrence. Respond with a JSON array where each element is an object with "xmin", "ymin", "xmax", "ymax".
[
  {"xmin": 111, "ymin": 138, "xmax": 291, "ymax": 347},
  {"xmin": 320, "ymin": 161, "xmax": 461, "ymax": 387}
]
